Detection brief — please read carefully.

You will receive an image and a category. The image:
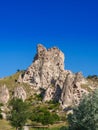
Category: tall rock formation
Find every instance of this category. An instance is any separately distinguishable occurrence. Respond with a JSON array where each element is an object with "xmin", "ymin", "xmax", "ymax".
[
  {"xmin": 19, "ymin": 44, "xmax": 65, "ymax": 89},
  {"xmin": 60, "ymin": 72, "xmax": 88, "ymax": 108},
  {"xmin": 18, "ymin": 44, "xmax": 91, "ymax": 108}
]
